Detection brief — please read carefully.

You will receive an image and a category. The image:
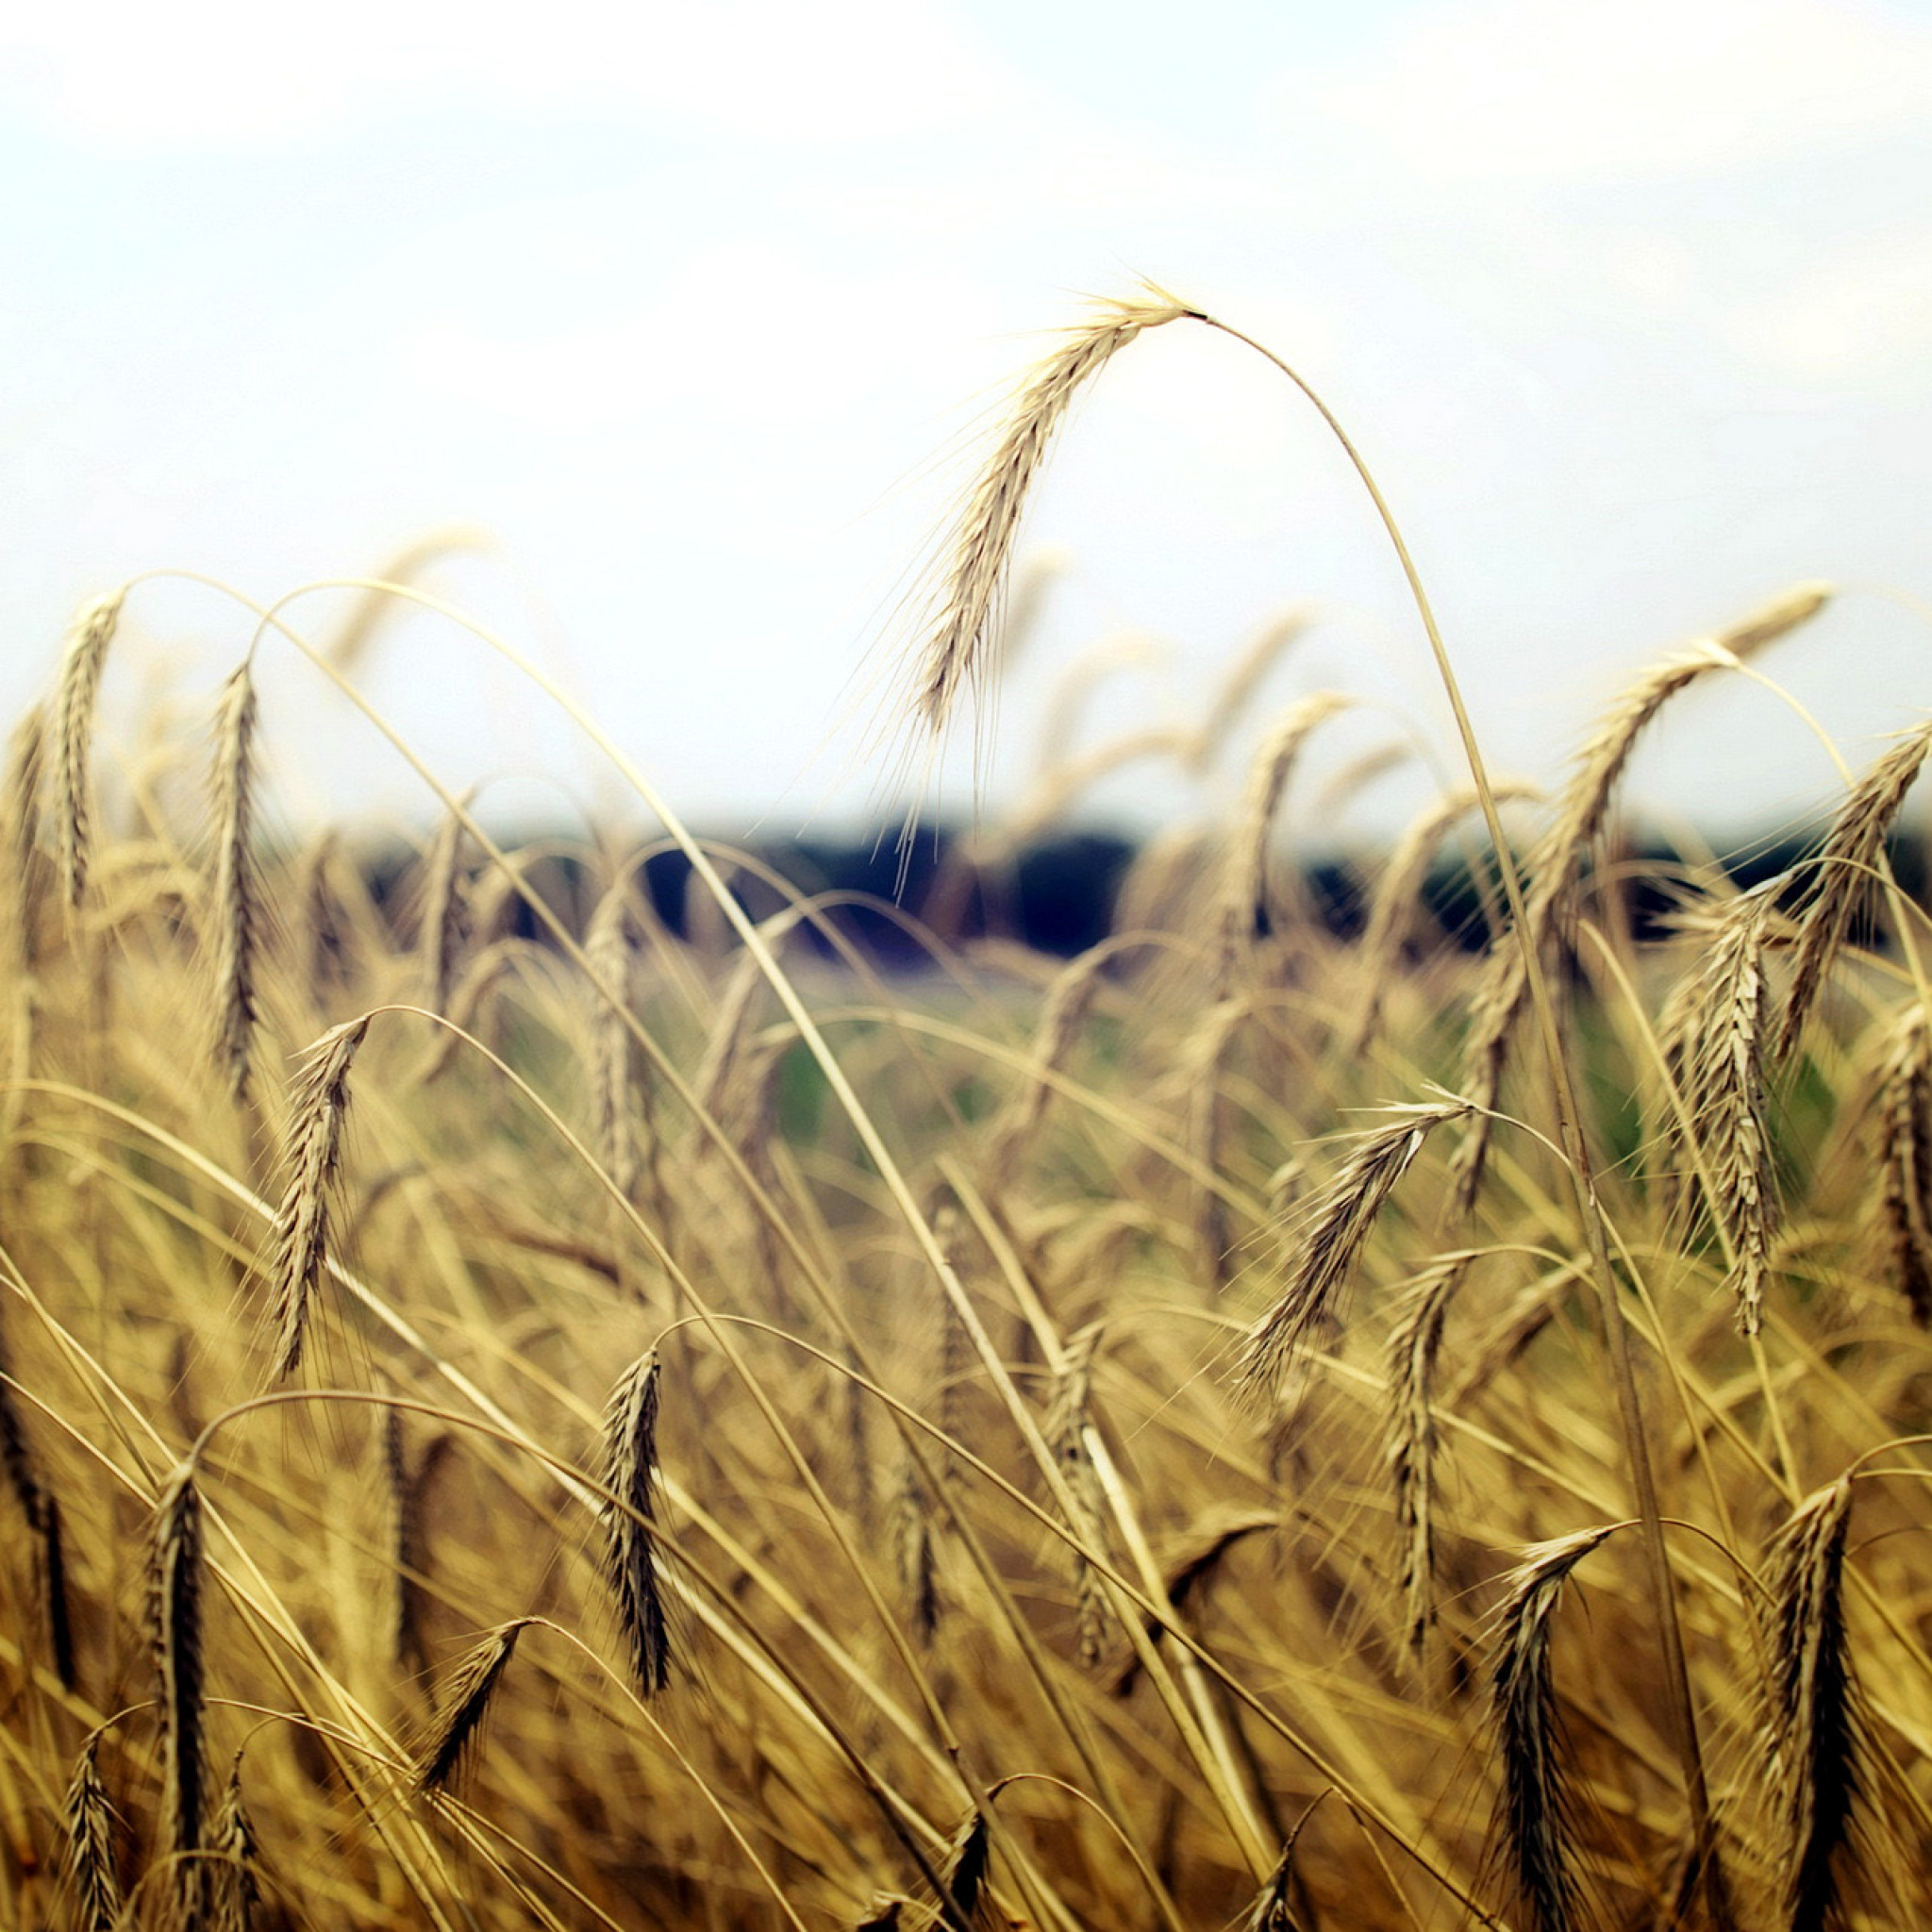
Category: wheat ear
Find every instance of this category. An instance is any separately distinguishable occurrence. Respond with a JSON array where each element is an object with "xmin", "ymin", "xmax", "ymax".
[
  {"xmin": 212, "ymin": 1752, "xmax": 261, "ymax": 1932},
  {"xmin": 1778, "ymin": 720, "xmax": 1932, "ymax": 1058},
  {"xmin": 387, "ymin": 1407, "xmax": 452, "ymax": 1674},
  {"xmin": 1235, "ymin": 1102, "xmax": 1470, "ymax": 1406},
  {"xmin": 601, "ymin": 1351, "xmax": 672, "ymax": 1696},
  {"xmin": 42, "ymin": 1491, "xmax": 75, "ymax": 1692},
  {"xmin": 897, "ymin": 287, "xmax": 1194, "ymax": 758},
  {"xmin": 62, "ymin": 1736, "xmax": 123, "ymax": 1932},
  {"xmin": 1188, "ymin": 608, "xmax": 1314, "ymax": 774},
  {"xmin": 586, "ymin": 881, "xmax": 640, "ymax": 1202},
  {"xmin": 1661, "ymin": 880, "xmax": 1783, "ymax": 1333},
  {"xmin": 1451, "ymin": 586, "xmax": 1825, "ymax": 1210},
  {"xmin": 1112, "ymin": 1506, "xmax": 1276, "ymax": 1696},
  {"xmin": 982, "ymin": 940, "xmax": 1109, "ymax": 1191},
  {"xmin": 1488, "ymin": 1524, "xmax": 1618, "ymax": 1932},
  {"xmin": 8, "ymin": 707, "xmax": 46, "ymax": 972},
  {"xmin": 1216, "ymin": 692, "xmax": 1349, "ymax": 984},
  {"xmin": 210, "ymin": 666, "xmax": 261, "ymax": 1103},
  {"xmin": 1763, "ymin": 1478, "xmax": 1865, "ymax": 1932},
  {"xmin": 0, "ymin": 1303, "xmax": 74, "ymax": 1686},
  {"xmin": 52, "ymin": 591, "xmax": 124, "ymax": 908},
  {"xmin": 265, "ymin": 1016, "xmax": 369, "ymax": 1381},
  {"xmin": 1348, "ymin": 784, "xmax": 1532, "ymax": 1054},
  {"xmin": 1045, "ymin": 1324, "xmax": 1108, "ymax": 1667},
  {"xmin": 1386, "ymin": 1255, "xmax": 1473, "ymax": 1656},
  {"xmin": 1874, "ymin": 1001, "xmax": 1932, "ymax": 1325},
  {"xmin": 1243, "ymin": 1800, "xmax": 1324, "ymax": 1932},
  {"xmin": 151, "ymin": 1462, "xmax": 208, "ymax": 1928},
  {"xmin": 414, "ymin": 1620, "xmax": 527, "ymax": 1795},
  {"xmin": 933, "ymin": 1807, "xmax": 991, "ymax": 1932},
  {"xmin": 892, "ymin": 1452, "xmax": 940, "ymax": 1646},
  {"xmin": 693, "ymin": 934, "xmax": 777, "ymax": 1130},
  {"xmin": 417, "ymin": 804, "xmax": 469, "ymax": 1015}
]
